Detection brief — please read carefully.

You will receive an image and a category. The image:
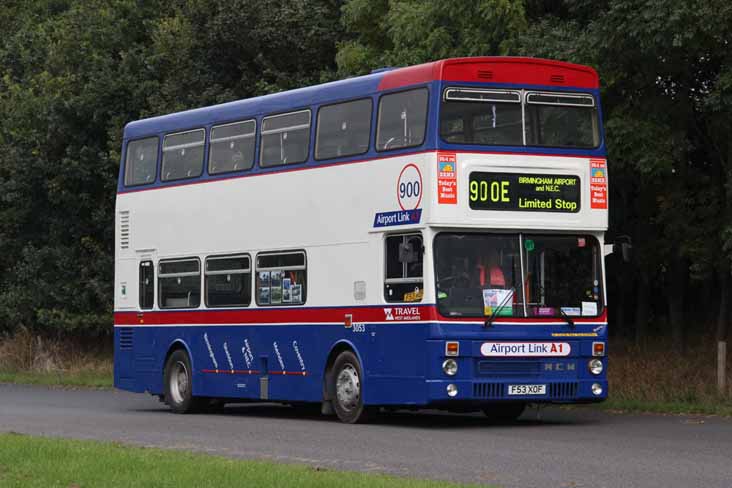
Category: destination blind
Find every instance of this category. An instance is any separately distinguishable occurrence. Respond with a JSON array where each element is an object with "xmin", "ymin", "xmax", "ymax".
[{"xmin": 469, "ymin": 172, "xmax": 580, "ymax": 213}]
